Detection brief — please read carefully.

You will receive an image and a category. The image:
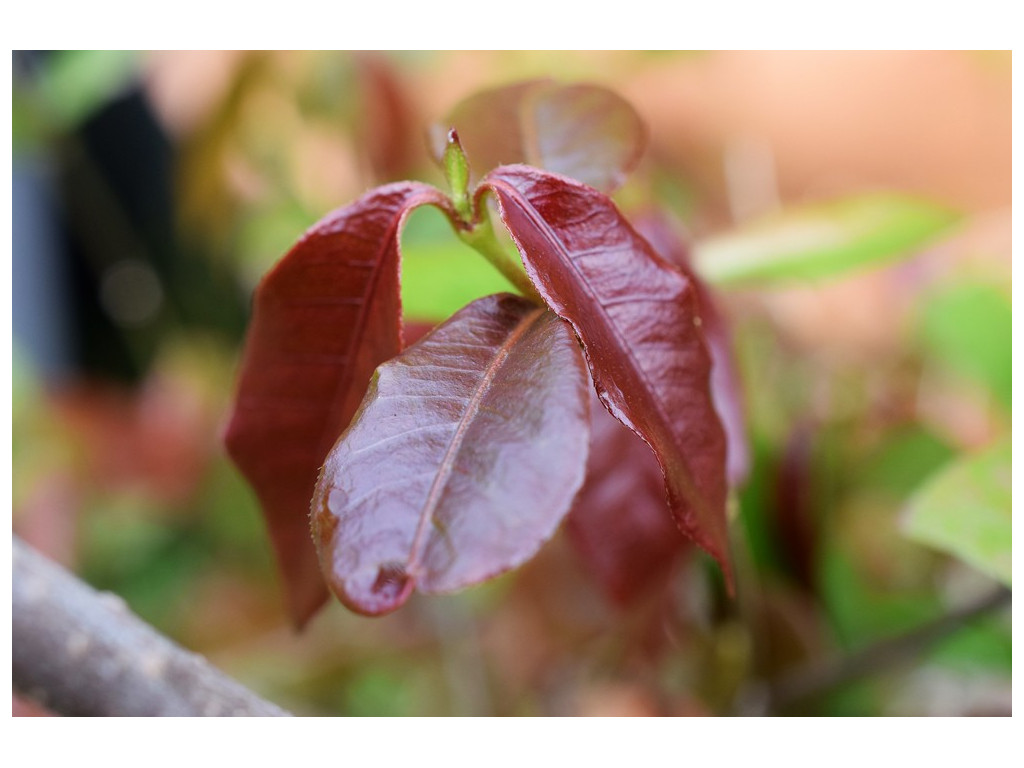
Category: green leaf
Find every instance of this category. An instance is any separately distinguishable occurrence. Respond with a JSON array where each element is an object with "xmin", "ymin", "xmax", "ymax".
[
  {"xmin": 819, "ymin": 544, "xmax": 936, "ymax": 648},
  {"xmin": 857, "ymin": 427, "xmax": 956, "ymax": 497},
  {"xmin": 694, "ymin": 194, "xmax": 958, "ymax": 286},
  {"xmin": 902, "ymin": 440, "xmax": 1011, "ymax": 585},
  {"xmin": 38, "ymin": 50, "xmax": 140, "ymax": 130},
  {"xmin": 919, "ymin": 281, "xmax": 1011, "ymax": 412},
  {"xmin": 930, "ymin": 615, "xmax": 1012, "ymax": 673}
]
